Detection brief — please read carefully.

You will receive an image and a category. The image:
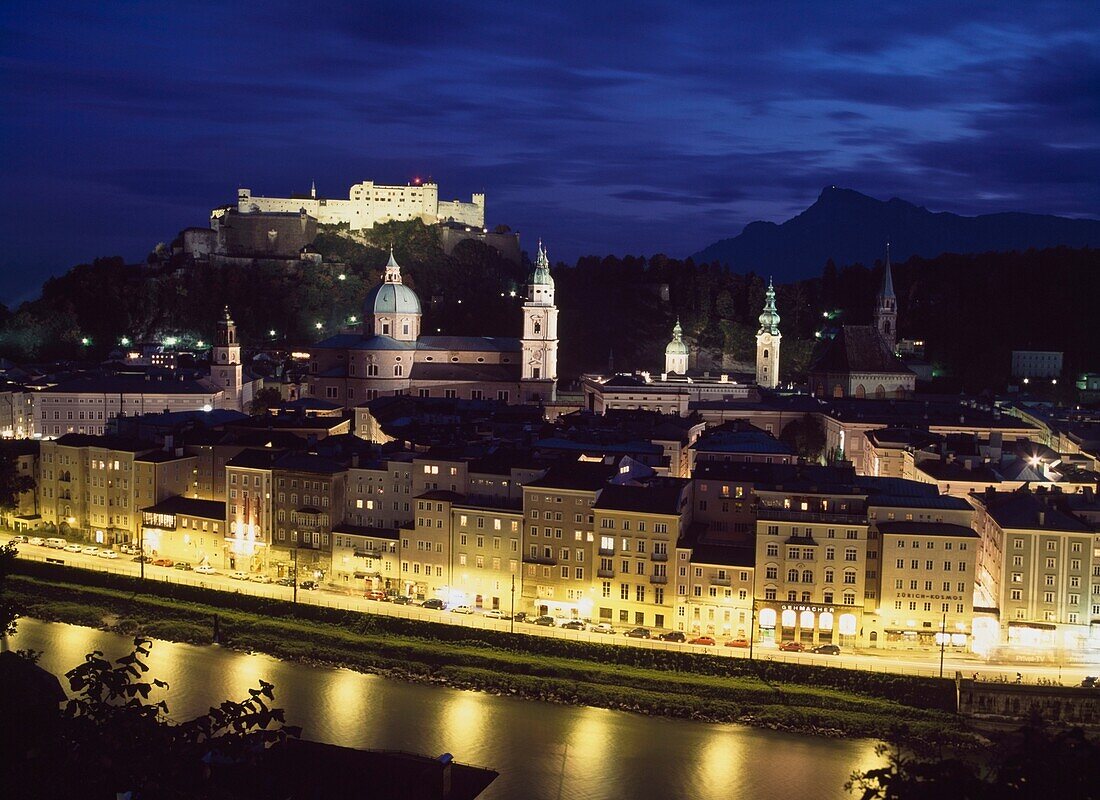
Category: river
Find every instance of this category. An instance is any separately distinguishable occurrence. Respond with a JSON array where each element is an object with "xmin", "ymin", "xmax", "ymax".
[{"xmin": 11, "ymin": 619, "xmax": 884, "ymax": 800}]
